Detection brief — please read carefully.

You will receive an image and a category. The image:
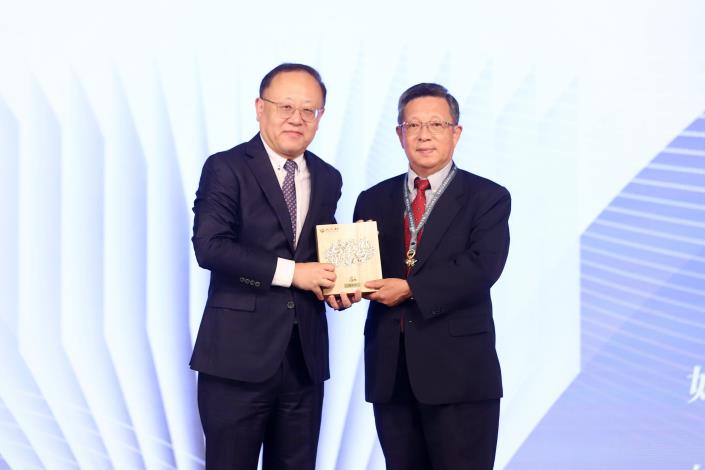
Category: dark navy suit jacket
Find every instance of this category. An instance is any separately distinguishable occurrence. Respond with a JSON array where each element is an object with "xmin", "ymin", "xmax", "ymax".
[
  {"xmin": 354, "ymin": 168, "xmax": 510, "ymax": 404},
  {"xmin": 190, "ymin": 134, "xmax": 342, "ymax": 384}
]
